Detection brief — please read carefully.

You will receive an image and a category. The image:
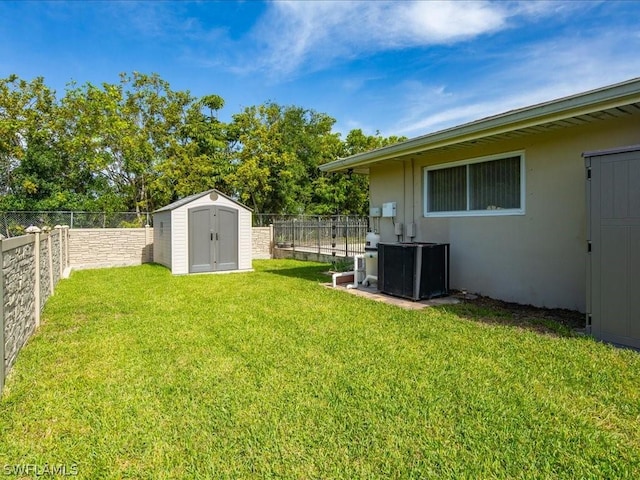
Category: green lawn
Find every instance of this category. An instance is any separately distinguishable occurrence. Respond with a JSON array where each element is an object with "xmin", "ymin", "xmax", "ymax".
[{"xmin": 1, "ymin": 260, "xmax": 639, "ymax": 479}]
